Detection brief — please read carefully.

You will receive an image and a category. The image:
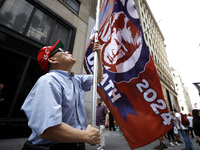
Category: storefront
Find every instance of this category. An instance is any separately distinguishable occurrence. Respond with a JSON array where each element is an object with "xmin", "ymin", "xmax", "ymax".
[{"xmin": 0, "ymin": 0, "xmax": 76, "ymax": 138}]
